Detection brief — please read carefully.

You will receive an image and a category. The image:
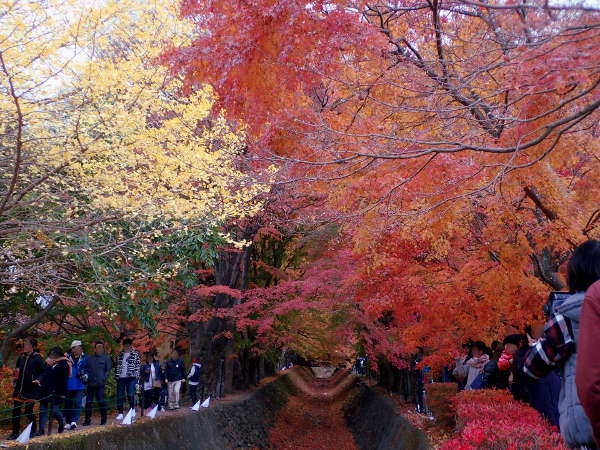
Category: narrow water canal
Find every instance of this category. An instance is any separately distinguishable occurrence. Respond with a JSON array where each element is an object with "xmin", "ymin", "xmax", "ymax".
[{"xmin": 268, "ymin": 369, "xmax": 358, "ymax": 449}]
